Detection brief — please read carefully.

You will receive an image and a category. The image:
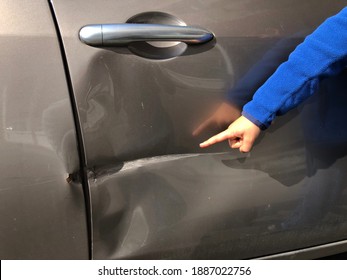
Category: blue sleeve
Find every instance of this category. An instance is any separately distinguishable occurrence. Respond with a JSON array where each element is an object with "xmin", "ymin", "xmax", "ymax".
[
  {"xmin": 242, "ymin": 7, "xmax": 347, "ymax": 130},
  {"xmin": 226, "ymin": 36, "xmax": 304, "ymax": 108}
]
